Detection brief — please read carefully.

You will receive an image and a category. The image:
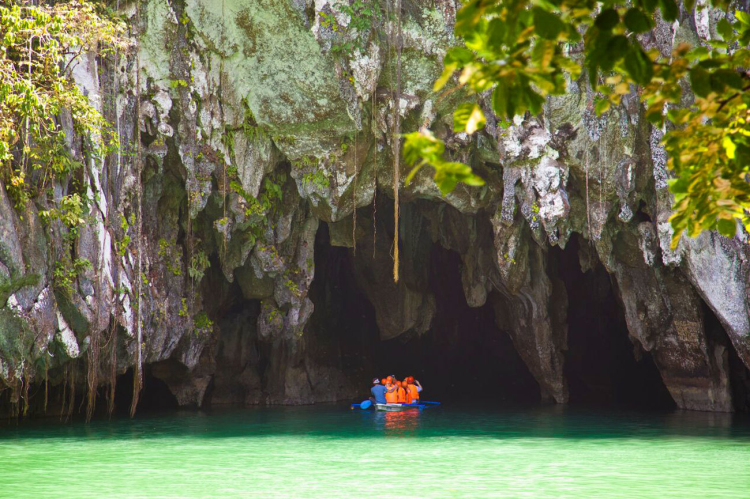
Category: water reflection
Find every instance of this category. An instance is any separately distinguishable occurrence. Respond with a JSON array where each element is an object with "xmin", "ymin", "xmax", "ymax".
[{"xmin": 374, "ymin": 409, "xmax": 421, "ymax": 436}]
